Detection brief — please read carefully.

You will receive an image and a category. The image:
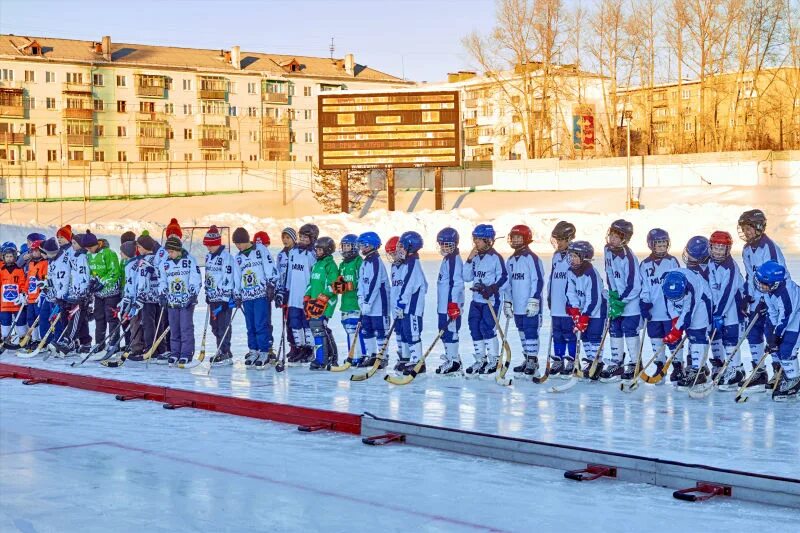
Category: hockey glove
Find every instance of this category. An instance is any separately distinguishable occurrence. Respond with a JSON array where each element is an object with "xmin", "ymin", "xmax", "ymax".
[
  {"xmin": 274, "ymin": 289, "xmax": 288, "ymax": 308},
  {"xmin": 14, "ymin": 293, "xmax": 27, "ymax": 306},
  {"xmin": 446, "ymin": 302, "xmax": 461, "ymax": 320},
  {"xmin": 159, "ymin": 295, "xmax": 168, "ymax": 307},
  {"xmin": 395, "ymin": 302, "xmax": 406, "ymax": 320},
  {"xmin": 332, "ymin": 275, "xmax": 347, "ymax": 295},
  {"xmin": 88, "ymin": 277, "xmax": 103, "ymax": 295},
  {"xmin": 712, "ymin": 314, "xmax": 724, "ymax": 331},
  {"xmin": 753, "ymin": 300, "xmax": 767, "ymax": 317},
  {"xmin": 639, "ymin": 301, "xmax": 653, "ymax": 321},
  {"xmin": 663, "ymin": 318, "xmax": 683, "ymax": 345},
  {"xmin": 525, "ymin": 297, "xmax": 540, "ymax": 317},
  {"xmin": 503, "ymin": 301, "xmax": 514, "ymax": 319},
  {"xmin": 87, "ymin": 298, "xmax": 95, "ymax": 317},
  {"xmin": 739, "ymin": 295, "xmax": 753, "ymax": 317},
  {"xmin": 188, "ymin": 293, "xmax": 198, "ymax": 307},
  {"xmin": 305, "ymin": 294, "xmax": 329, "ymax": 319},
  {"xmin": 265, "ymin": 282, "xmax": 276, "ymax": 302}
]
